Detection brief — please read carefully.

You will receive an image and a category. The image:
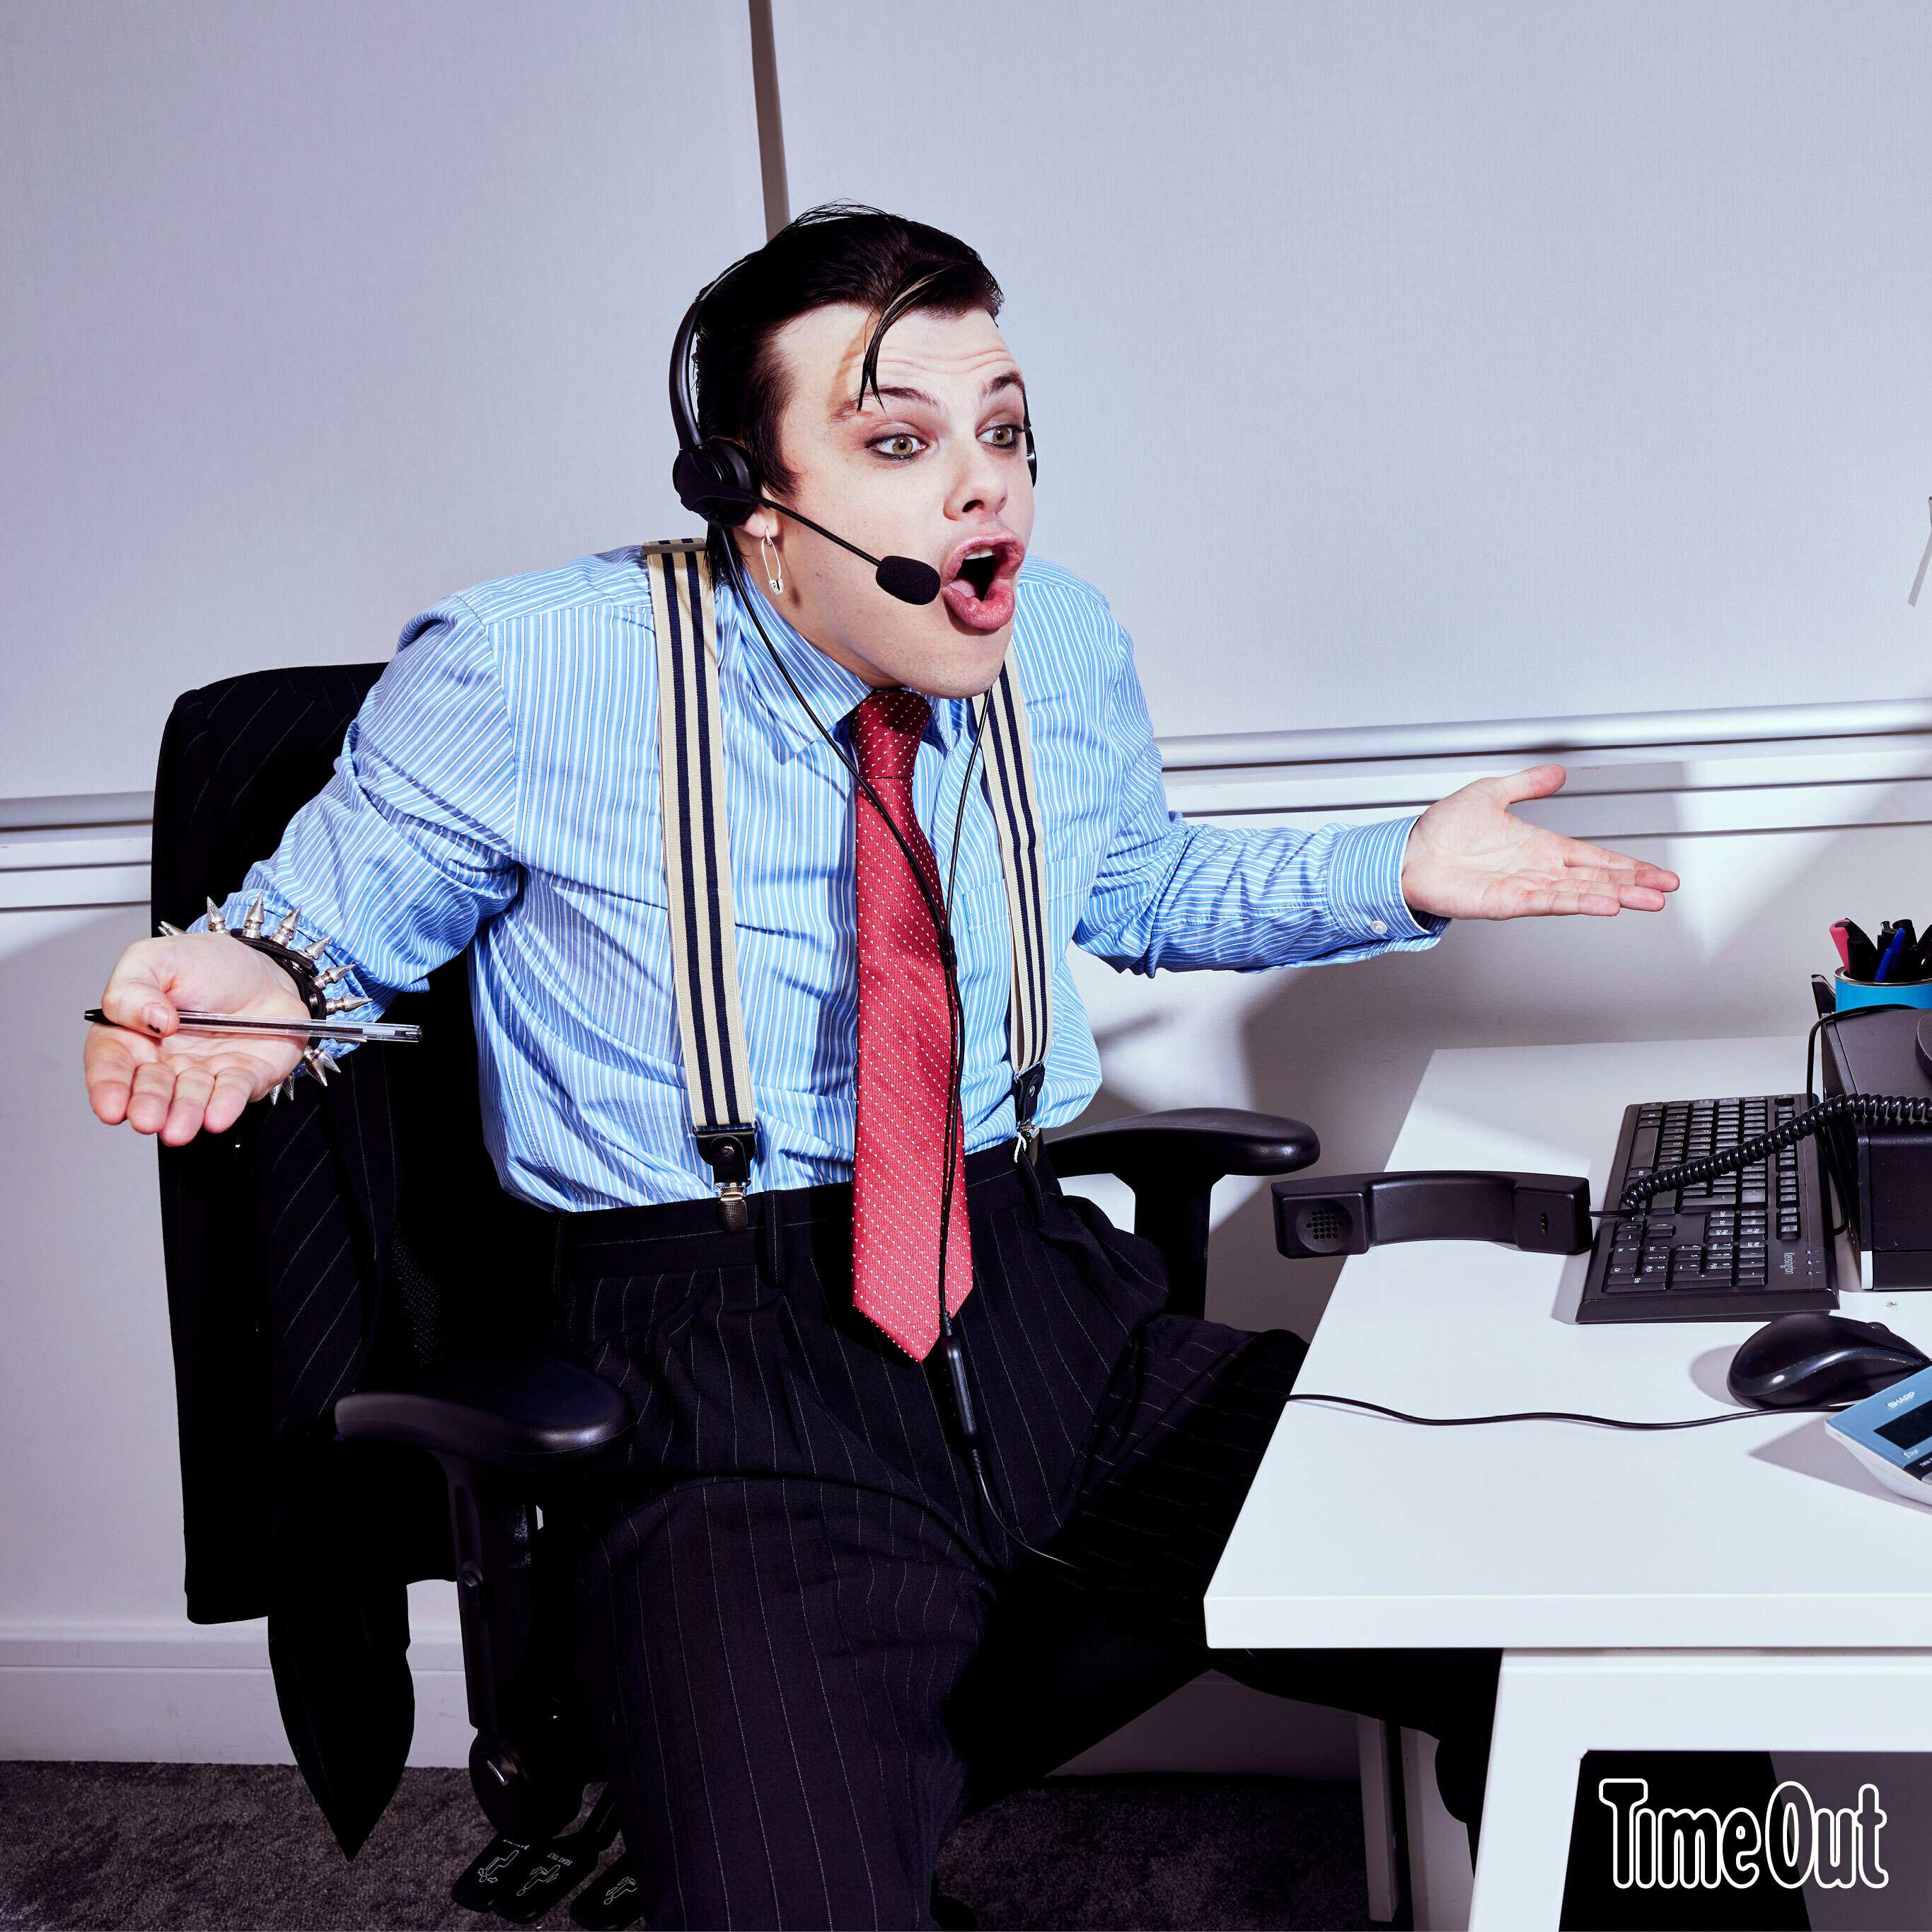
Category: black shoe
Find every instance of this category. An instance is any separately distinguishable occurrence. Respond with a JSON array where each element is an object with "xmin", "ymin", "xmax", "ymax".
[
  {"xmin": 452, "ymin": 1836, "xmax": 538, "ymax": 1914},
  {"xmin": 571, "ymin": 1853, "xmax": 644, "ymax": 1928}
]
